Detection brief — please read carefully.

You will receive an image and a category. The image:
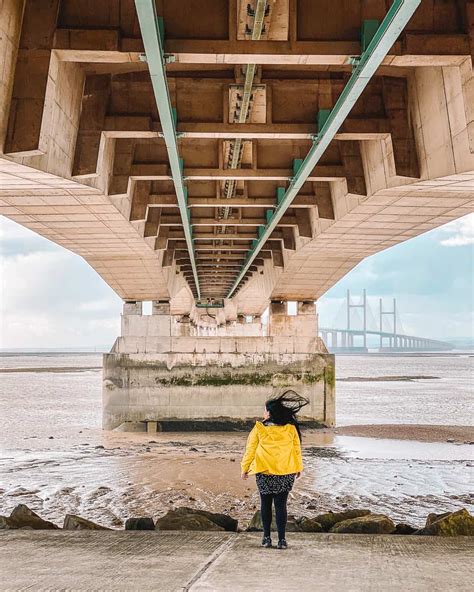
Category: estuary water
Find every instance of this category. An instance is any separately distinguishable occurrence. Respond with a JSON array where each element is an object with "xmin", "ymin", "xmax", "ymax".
[{"xmin": 0, "ymin": 352, "xmax": 473, "ymax": 528}]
